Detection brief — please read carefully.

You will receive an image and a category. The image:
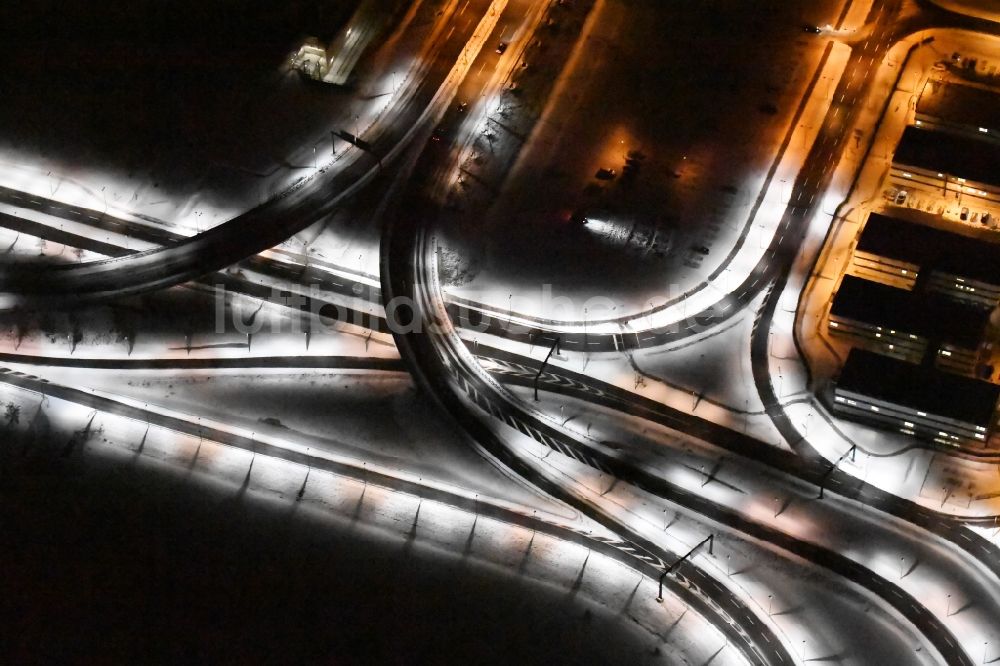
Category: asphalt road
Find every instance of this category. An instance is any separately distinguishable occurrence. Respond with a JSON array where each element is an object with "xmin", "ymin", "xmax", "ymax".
[
  {"xmin": 478, "ymin": 338, "xmax": 1000, "ymax": 584},
  {"xmin": 0, "ymin": 0, "xmax": 496, "ymax": 308},
  {"xmin": 383, "ymin": 227, "xmax": 787, "ymax": 666},
  {"xmin": 3, "ymin": 0, "xmax": 1000, "ymax": 343},
  {"xmin": 3, "ymin": 0, "xmax": 999, "ymax": 662},
  {"xmin": 379, "ymin": 1, "xmax": 998, "ymax": 663},
  {"xmin": 0, "ymin": 363, "xmax": 703, "ymax": 644}
]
